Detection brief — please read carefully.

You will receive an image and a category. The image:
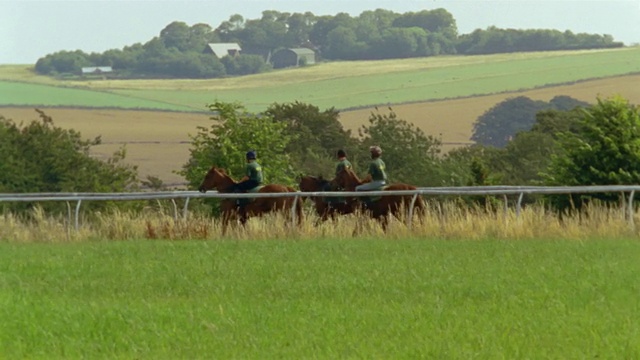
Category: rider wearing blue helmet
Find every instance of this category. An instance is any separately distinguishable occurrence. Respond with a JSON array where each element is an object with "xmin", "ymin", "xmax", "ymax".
[{"xmin": 228, "ymin": 150, "xmax": 264, "ymax": 192}]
